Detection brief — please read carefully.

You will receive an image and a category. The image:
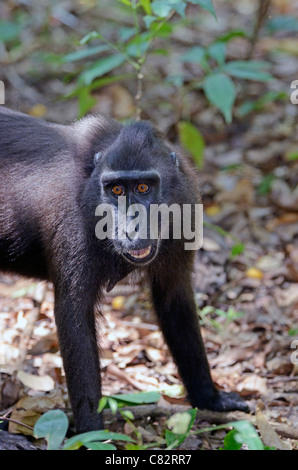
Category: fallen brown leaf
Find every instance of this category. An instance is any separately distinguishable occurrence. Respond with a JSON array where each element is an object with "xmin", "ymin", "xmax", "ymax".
[
  {"xmin": 17, "ymin": 370, "xmax": 55, "ymax": 392},
  {"xmin": 256, "ymin": 409, "xmax": 292, "ymax": 450},
  {"xmin": 236, "ymin": 374, "xmax": 267, "ymax": 397},
  {"xmin": 9, "ymin": 390, "xmax": 65, "ymax": 435}
]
